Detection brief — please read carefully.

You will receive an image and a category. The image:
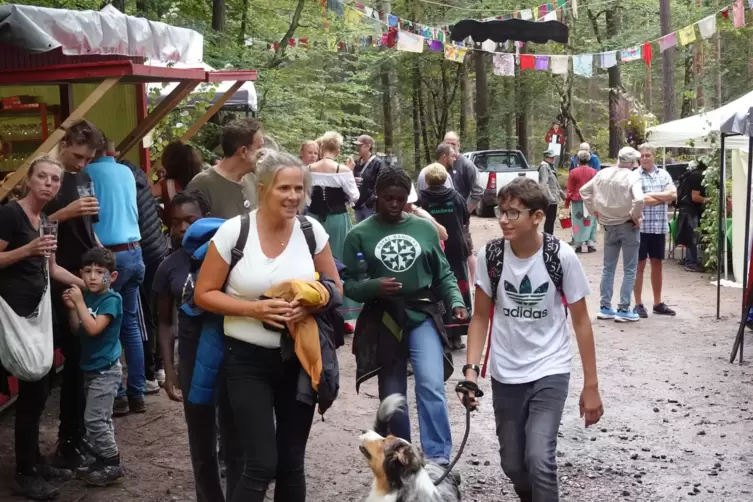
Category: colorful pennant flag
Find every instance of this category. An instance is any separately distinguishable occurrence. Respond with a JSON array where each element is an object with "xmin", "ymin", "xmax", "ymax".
[
  {"xmin": 698, "ymin": 15, "xmax": 717, "ymax": 39},
  {"xmin": 620, "ymin": 47, "xmax": 642, "ymax": 62},
  {"xmin": 550, "ymin": 55, "xmax": 569, "ymax": 74},
  {"xmin": 677, "ymin": 25, "xmax": 696, "ymax": 46},
  {"xmin": 733, "ymin": 0, "xmax": 745, "ymax": 28},
  {"xmin": 642, "ymin": 42, "xmax": 653, "ymax": 67},
  {"xmin": 520, "ymin": 54, "xmax": 535, "ymax": 70},
  {"xmin": 573, "ymin": 54, "xmax": 593, "ymax": 77},
  {"xmin": 481, "ymin": 40, "xmax": 497, "ymax": 53},
  {"xmin": 520, "ymin": 8, "xmax": 533, "ymax": 20},
  {"xmin": 493, "ymin": 54, "xmax": 515, "ymax": 76},
  {"xmin": 599, "ymin": 51, "xmax": 617, "ymax": 68},
  {"xmin": 397, "ymin": 32, "xmax": 424, "ymax": 53},
  {"xmin": 658, "ymin": 33, "xmax": 677, "ymax": 53},
  {"xmin": 444, "ymin": 45, "xmax": 467, "ymax": 63},
  {"xmin": 535, "ymin": 55, "xmax": 549, "ymax": 70}
]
